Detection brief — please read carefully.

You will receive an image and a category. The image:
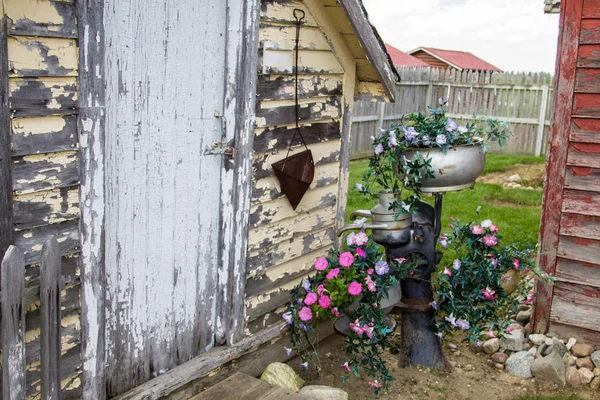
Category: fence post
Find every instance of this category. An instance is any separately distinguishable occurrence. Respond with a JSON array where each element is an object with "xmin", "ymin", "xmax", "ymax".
[
  {"xmin": 377, "ymin": 101, "xmax": 385, "ymax": 130},
  {"xmin": 1, "ymin": 246, "xmax": 26, "ymax": 400},
  {"xmin": 40, "ymin": 237, "xmax": 63, "ymax": 400},
  {"xmin": 535, "ymin": 85, "xmax": 550, "ymax": 157}
]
